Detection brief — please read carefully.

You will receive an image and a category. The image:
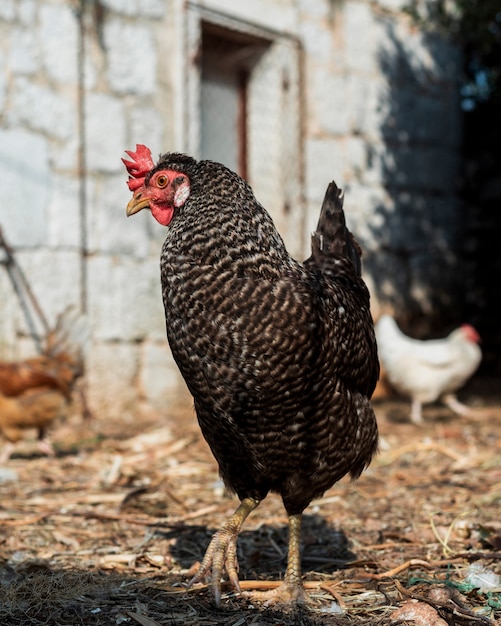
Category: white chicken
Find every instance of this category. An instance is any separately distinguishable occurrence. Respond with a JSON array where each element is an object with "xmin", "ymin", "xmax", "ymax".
[{"xmin": 375, "ymin": 314, "xmax": 482, "ymax": 424}]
